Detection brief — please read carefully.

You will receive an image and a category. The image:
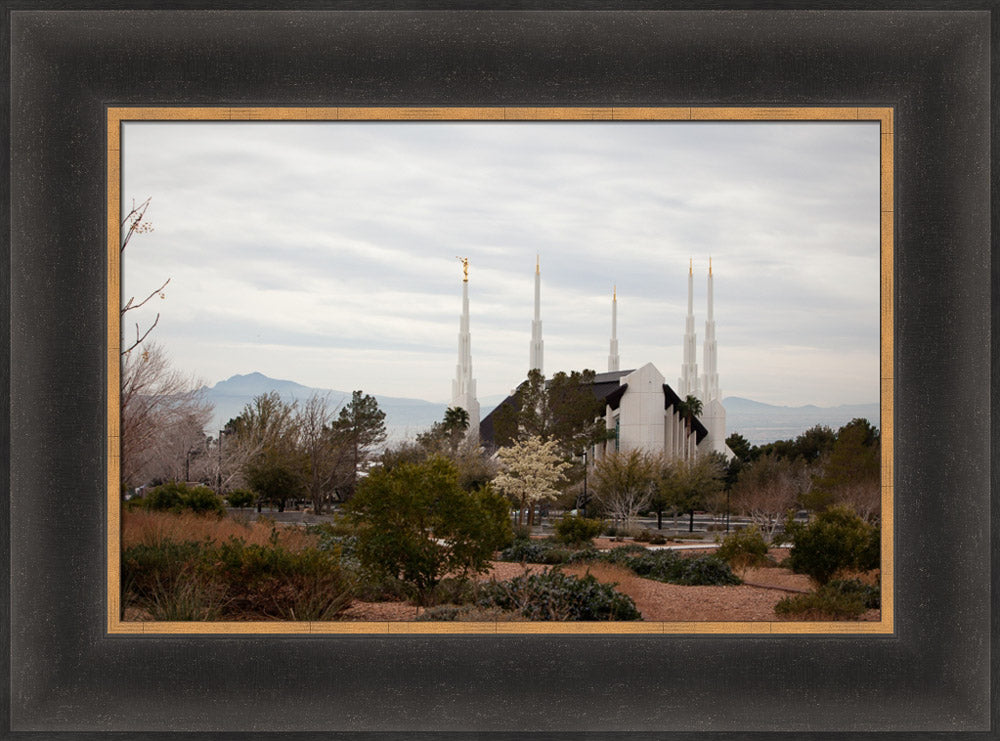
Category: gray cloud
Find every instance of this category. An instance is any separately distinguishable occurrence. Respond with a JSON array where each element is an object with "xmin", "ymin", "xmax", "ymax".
[{"xmin": 123, "ymin": 120, "xmax": 880, "ymax": 407}]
